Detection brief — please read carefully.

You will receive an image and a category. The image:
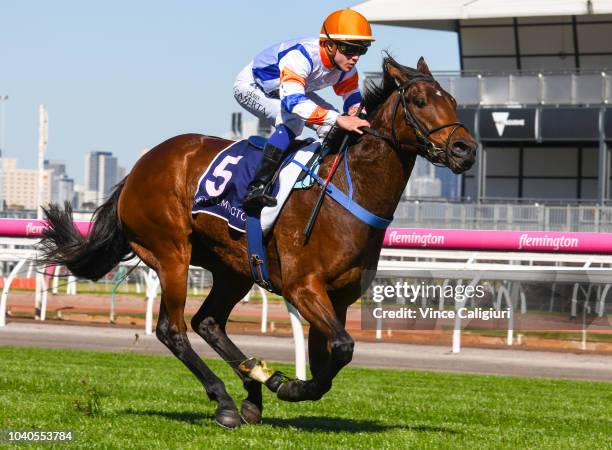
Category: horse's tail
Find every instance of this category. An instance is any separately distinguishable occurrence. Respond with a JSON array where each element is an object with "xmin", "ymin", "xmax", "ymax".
[{"xmin": 37, "ymin": 178, "xmax": 133, "ymax": 281}]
